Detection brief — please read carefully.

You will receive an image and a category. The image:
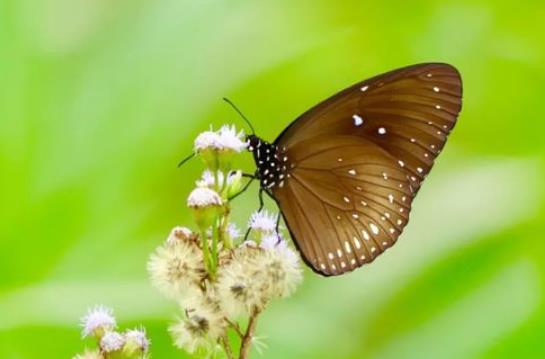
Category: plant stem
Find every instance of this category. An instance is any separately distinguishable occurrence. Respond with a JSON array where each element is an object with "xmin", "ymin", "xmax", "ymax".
[
  {"xmin": 211, "ymin": 217, "xmax": 219, "ymax": 272},
  {"xmin": 239, "ymin": 308, "xmax": 260, "ymax": 359},
  {"xmin": 225, "ymin": 318, "xmax": 244, "ymax": 338},
  {"xmin": 200, "ymin": 229, "xmax": 211, "ymax": 275},
  {"xmin": 221, "ymin": 333, "xmax": 234, "ymax": 359}
]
